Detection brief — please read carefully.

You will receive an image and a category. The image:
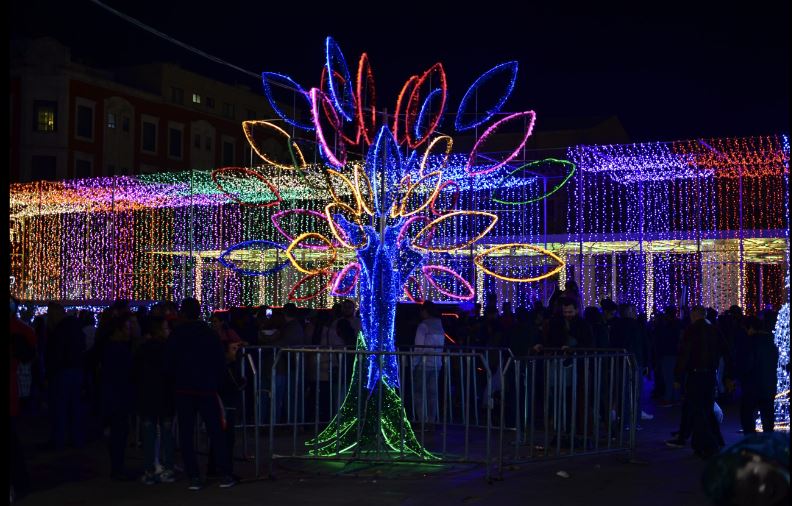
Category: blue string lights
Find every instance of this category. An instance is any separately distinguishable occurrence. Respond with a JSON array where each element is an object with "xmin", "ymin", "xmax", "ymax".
[{"xmin": 455, "ymin": 61, "xmax": 519, "ymax": 132}]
